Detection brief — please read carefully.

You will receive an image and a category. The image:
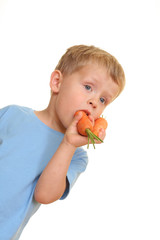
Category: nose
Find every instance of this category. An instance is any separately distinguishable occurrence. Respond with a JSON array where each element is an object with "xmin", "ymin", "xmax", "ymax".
[{"xmin": 88, "ymin": 99, "xmax": 97, "ymax": 108}]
